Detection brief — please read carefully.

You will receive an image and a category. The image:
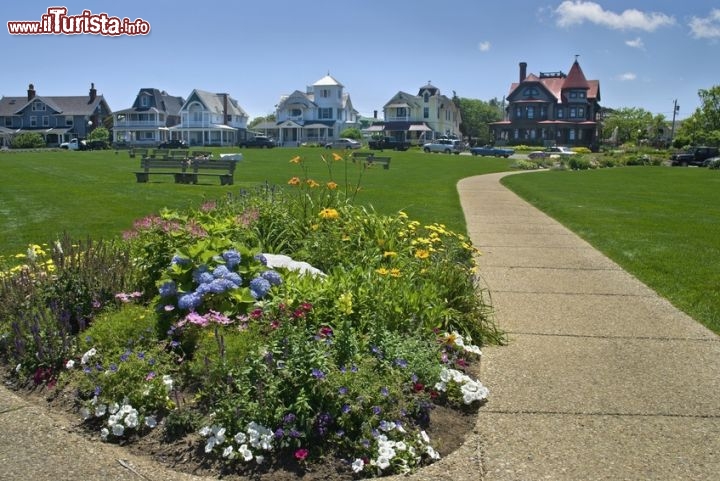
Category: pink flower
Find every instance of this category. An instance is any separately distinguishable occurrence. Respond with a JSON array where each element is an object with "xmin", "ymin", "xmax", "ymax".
[
  {"xmin": 186, "ymin": 311, "xmax": 209, "ymax": 327},
  {"xmin": 294, "ymin": 448, "xmax": 309, "ymax": 462}
]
